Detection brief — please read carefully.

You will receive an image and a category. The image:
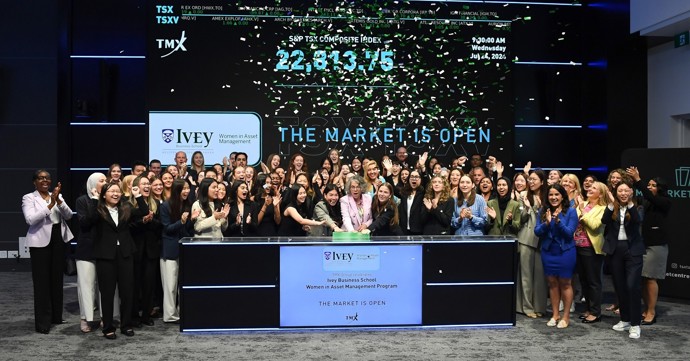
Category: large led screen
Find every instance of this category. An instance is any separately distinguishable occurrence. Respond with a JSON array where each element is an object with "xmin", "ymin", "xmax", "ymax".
[{"xmin": 147, "ymin": 0, "xmax": 512, "ymax": 166}]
